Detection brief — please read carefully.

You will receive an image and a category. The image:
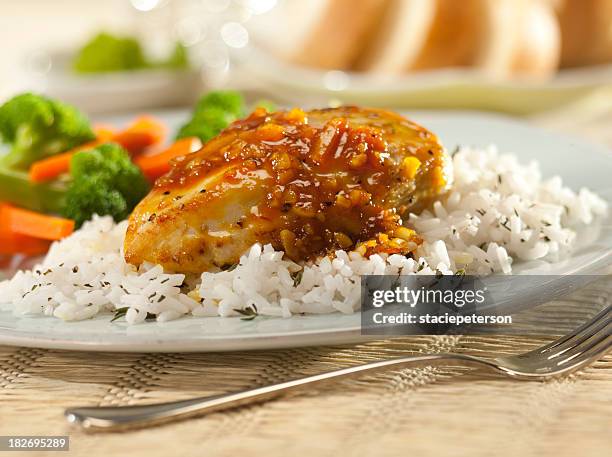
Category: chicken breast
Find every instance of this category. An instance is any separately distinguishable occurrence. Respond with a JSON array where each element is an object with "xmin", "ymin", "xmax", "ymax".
[{"xmin": 124, "ymin": 107, "xmax": 451, "ymax": 273}]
